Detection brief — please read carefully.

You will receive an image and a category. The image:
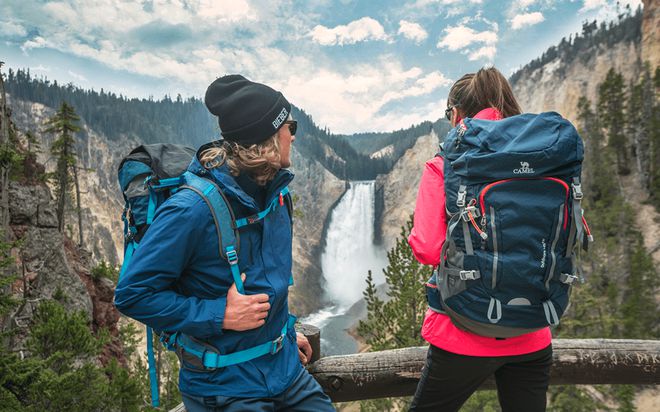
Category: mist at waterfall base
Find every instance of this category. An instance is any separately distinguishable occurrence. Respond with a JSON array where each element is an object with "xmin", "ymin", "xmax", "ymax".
[{"xmin": 302, "ymin": 181, "xmax": 388, "ymax": 356}]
